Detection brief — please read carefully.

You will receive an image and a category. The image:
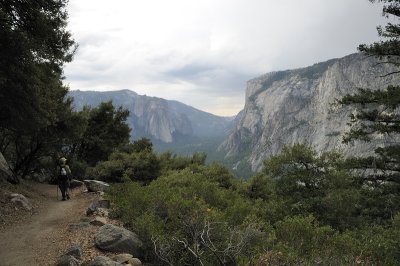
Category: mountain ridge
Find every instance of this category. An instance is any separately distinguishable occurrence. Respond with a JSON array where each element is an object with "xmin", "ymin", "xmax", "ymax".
[
  {"xmin": 219, "ymin": 53, "xmax": 400, "ymax": 172},
  {"xmin": 69, "ymin": 89, "xmax": 234, "ymax": 143}
]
